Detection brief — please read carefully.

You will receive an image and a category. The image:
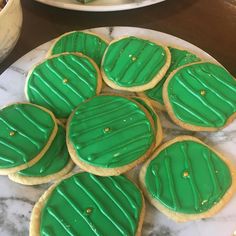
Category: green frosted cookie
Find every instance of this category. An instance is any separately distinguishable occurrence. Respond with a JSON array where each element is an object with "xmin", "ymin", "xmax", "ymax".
[
  {"xmin": 67, "ymin": 95, "xmax": 155, "ymax": 176},
  {"xmin": 9, "ymin": 124, "xmax": 74, "ymax": 185},
  {"xmin": 48, "ymin": 31, "xmax": 108, "ymax": 66},
  {"xmin": 30, "ymin": 172, "xmax": 145, "ymax": 236},
  {"xmin": 101, "ymin": 36, "xmax": 171, "ymax": 92},
  {"xmin": 144, "ymin": 47, "xmax": 201, "ymax": 110},
  {"xmin": 163, "ymin": 62, "xmax": 236, "ymax": 131},
  {"xmin": 0, "ymin": 103, "xmax": 57, "ymax": 175},
  {"xmin": 140, "ymin": 136, "xmax": 236, "ymax": 222},
  {"xmin": 131, "ymin": 96, "xmax": 163, "ymax": 148},
  {"xmin": 26, "ymin": 53, "xmax": 102, "ymax": 119}
]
